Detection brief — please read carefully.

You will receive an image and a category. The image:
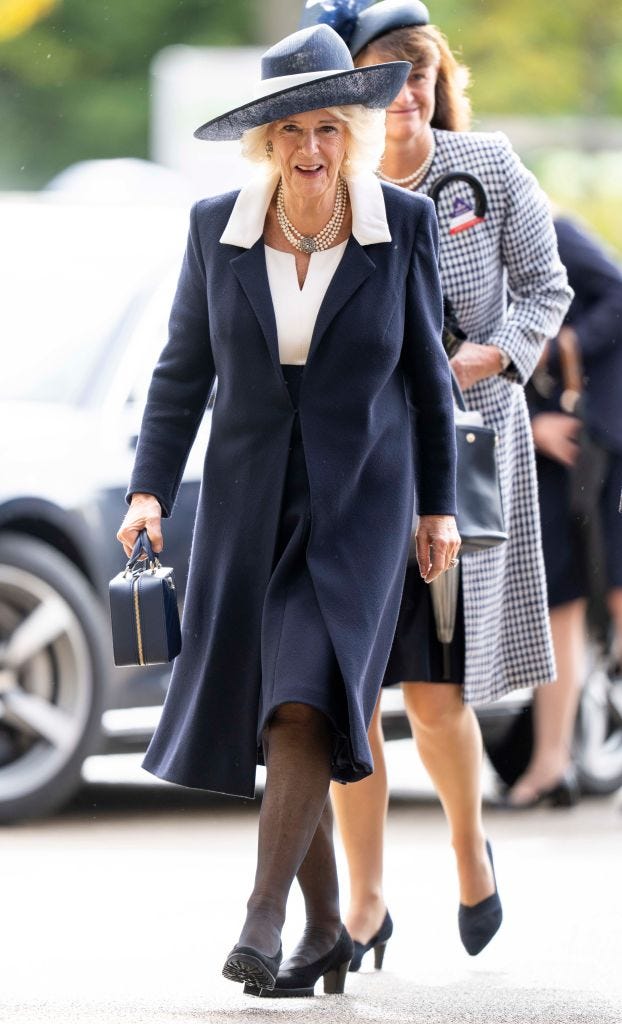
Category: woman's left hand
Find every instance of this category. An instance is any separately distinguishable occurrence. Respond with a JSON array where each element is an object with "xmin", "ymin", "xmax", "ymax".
[
  {"xmin": 450, "ymin": 341, "xmax": 504, "ymax": 391},
  {"xmin": 415, "ymin": 515, "xmax": 462, "ymax": 583}
]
